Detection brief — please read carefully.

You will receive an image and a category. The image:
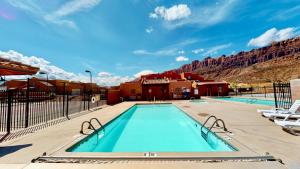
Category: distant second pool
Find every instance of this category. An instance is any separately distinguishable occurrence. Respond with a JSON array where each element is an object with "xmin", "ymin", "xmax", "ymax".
[{"xmin": 215, "ymin": 97, "xmax": 275, "ymax": 106}]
